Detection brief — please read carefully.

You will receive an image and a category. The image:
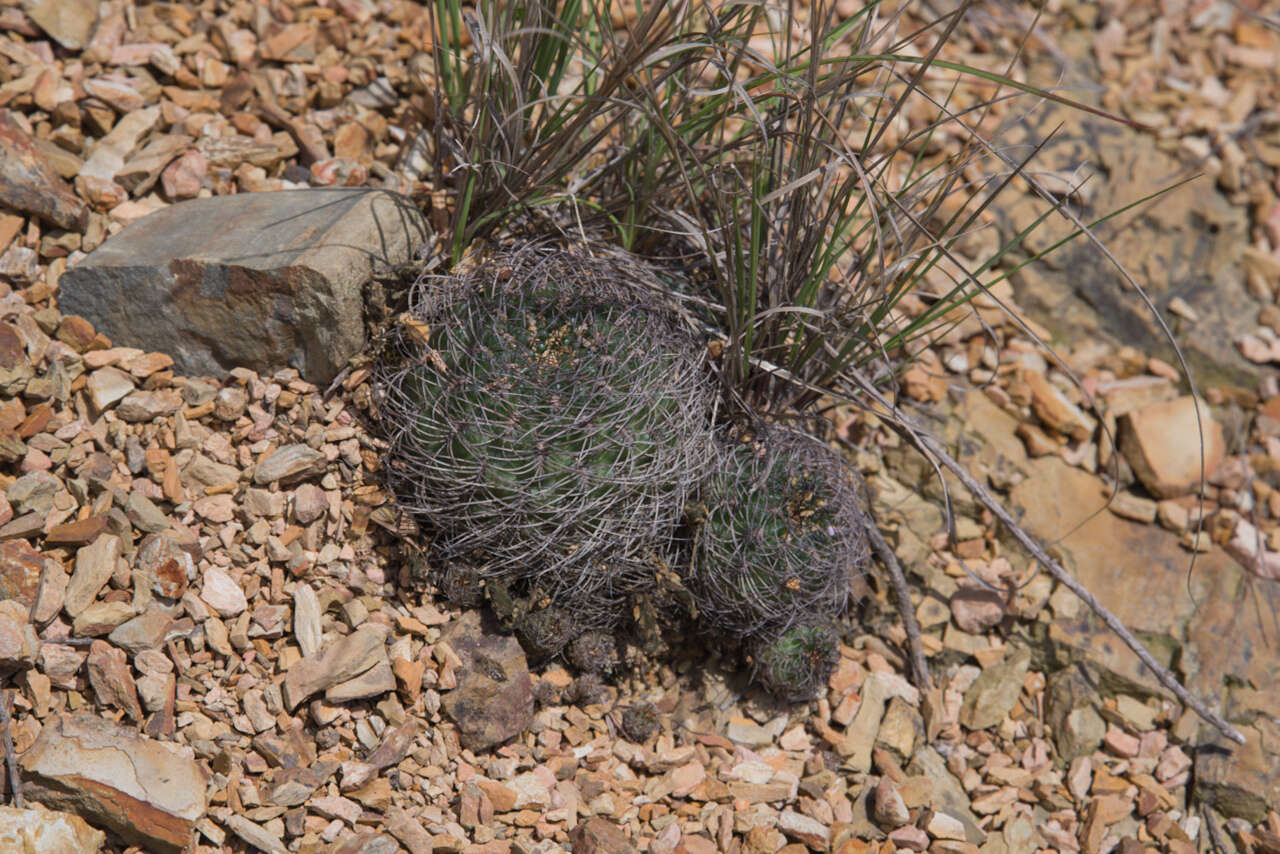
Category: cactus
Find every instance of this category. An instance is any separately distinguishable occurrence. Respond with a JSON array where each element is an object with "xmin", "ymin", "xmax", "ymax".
[
  {"xmin": 749, "ymin": 621, "xmax": 840, "ymax": 702},
  {"xmin": 620, "ymin": 703, "xmax": 661, "ymax": 742},
  {"xmin": 374, "ymin": 245, "xmax": 876, "ymax": 704},
  {"xmin": 376, "ymin": 246, "xmax": 715, "ymax": 625},
  {"xmin": 516, "ymin": 606, "xmax": 576, "ymax": 662},
  {"xmin": 686, "ymin": 426, "xmax": 869, "ymax": 639},
  {"xmin": 564, "ymin": 673, "xmax": 609, "ymax": 706},
  {"xmin": 566, "ymin": 630, "xmax": 619, "ymax": 675},
  {"xmin": 532, "ymin": 678, "xmax": 562, "ymax": 707}
]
